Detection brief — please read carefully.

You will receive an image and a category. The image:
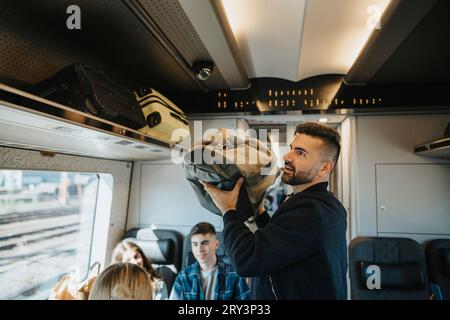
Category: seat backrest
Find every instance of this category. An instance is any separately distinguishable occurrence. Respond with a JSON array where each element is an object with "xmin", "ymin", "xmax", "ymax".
[
  {"xmin": 349, "ymin": 236, "xmax": 429, "ymax": 300},
  {"xmin": 425, "ymin": 239, "xmax": 450, "ymax": 300},
  {"xmin": 123, "ymin": 228, "xmax": 183, "ymax": 294},
  {"xmin": 182, "ymin": 231, "xmax": 231, "ymax": 269}
]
